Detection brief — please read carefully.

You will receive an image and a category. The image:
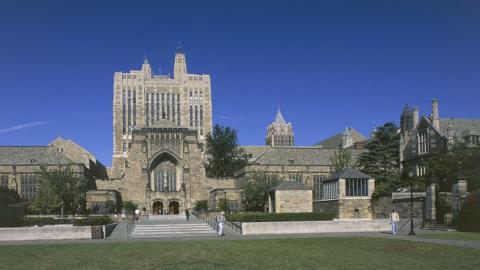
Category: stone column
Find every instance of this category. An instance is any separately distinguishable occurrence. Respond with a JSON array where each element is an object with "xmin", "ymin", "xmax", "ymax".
[
  {"xmin": 452, "ymin": 180, "xmax": 468, "ymax": 219},
  {"xmin": 426, "ymin": 184, "xmax": 436, "ymax": 222}
]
